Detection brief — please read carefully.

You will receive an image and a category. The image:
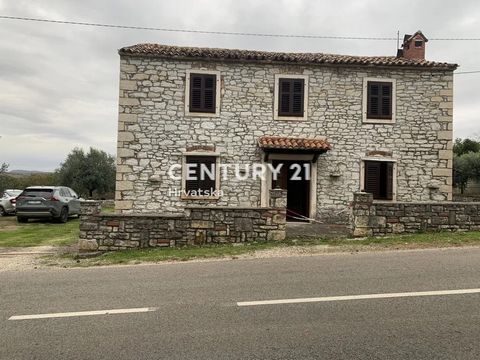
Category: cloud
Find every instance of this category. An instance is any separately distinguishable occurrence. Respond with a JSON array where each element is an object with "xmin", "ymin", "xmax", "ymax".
[{"xmin": 0, "ymin": 0, "xmax": 478, "ymax": 170}]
